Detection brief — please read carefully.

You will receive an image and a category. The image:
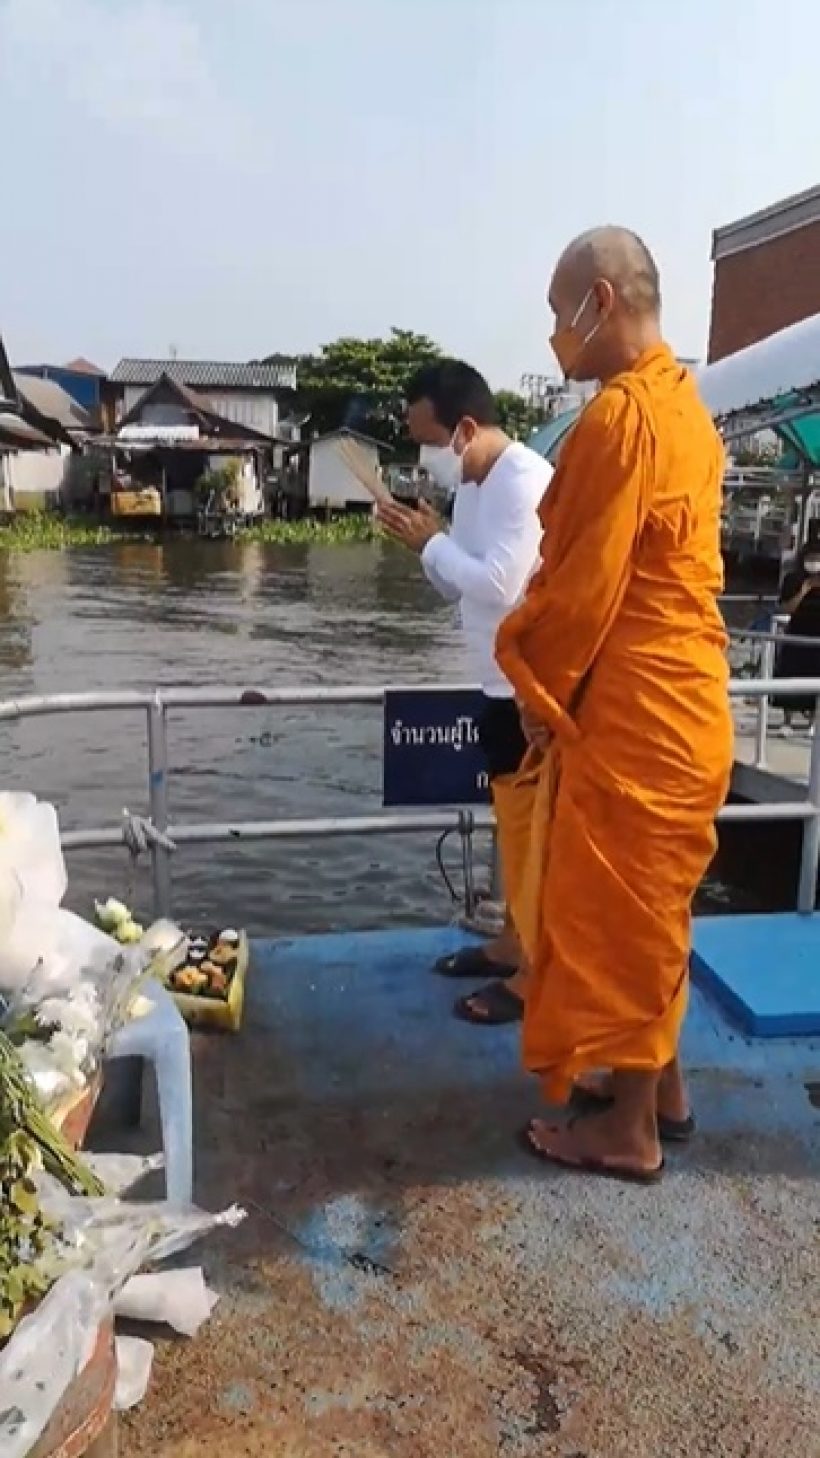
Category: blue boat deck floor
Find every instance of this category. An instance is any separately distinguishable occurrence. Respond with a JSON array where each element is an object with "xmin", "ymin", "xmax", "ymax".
[{"xmin": 122, "ymin": 926, "xmax": 819, "ymax": 1458}]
